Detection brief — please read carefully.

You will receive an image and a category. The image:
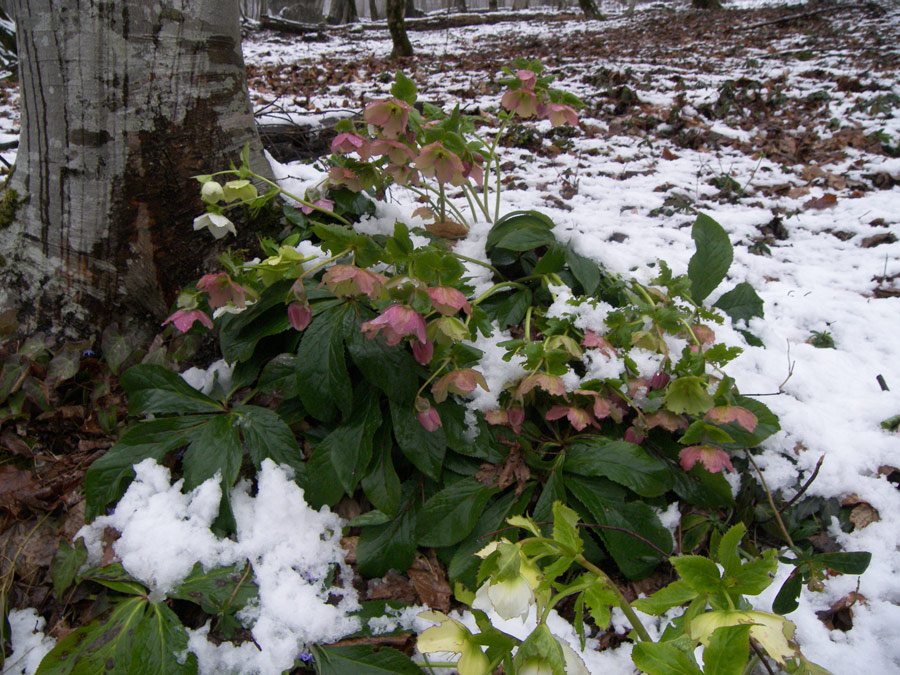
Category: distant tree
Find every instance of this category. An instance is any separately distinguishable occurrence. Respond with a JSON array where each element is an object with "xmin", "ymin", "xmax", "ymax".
[
  {"xmin": 578, "ymin": 0, "xmax": 600, "ymax": 18},
  {"xmin": 329, "ymin": 0, "xmax": 359, "ymax": 23},
  {"xmin": 369, "ymin": 0, "xmax": 379, "ymax": 20},
  {"xmin": 387, "ymin": 0, "xmax": 413, "ymax": 56},
  {"xmin": 0, "ymin": 0, "xmax": 270, "ymax": 339},
  {"xmin": 691, "ymin": 0, "xmax": 722, "ymax": 8}
]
